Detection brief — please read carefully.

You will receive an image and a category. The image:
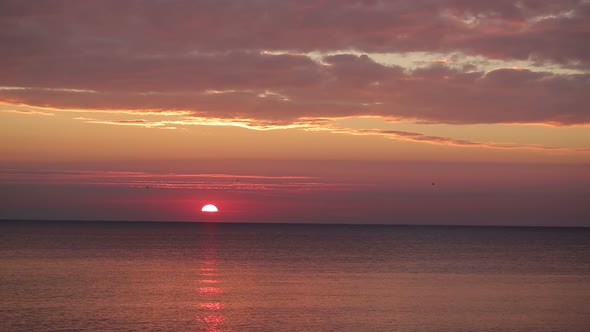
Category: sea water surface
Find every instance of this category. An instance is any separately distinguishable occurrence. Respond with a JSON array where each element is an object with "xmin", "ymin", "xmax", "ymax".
[{"xmin": 1, "ymin": 220, "xmax": 589, "ymax": 331}]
